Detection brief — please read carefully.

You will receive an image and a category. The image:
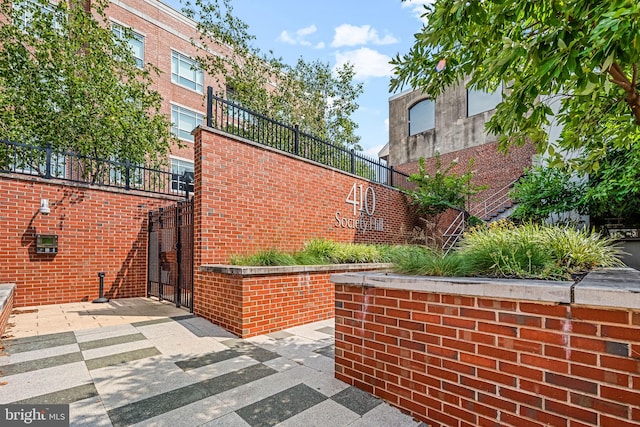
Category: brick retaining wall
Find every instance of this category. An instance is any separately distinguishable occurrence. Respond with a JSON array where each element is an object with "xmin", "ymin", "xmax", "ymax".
[
  {"xmin": 196, "ymin": 264, "xmax": 391, "ymax": 338},
  {"xmin": 332, "ymin": 271, "xmax": 640, "ymax": 427}
]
